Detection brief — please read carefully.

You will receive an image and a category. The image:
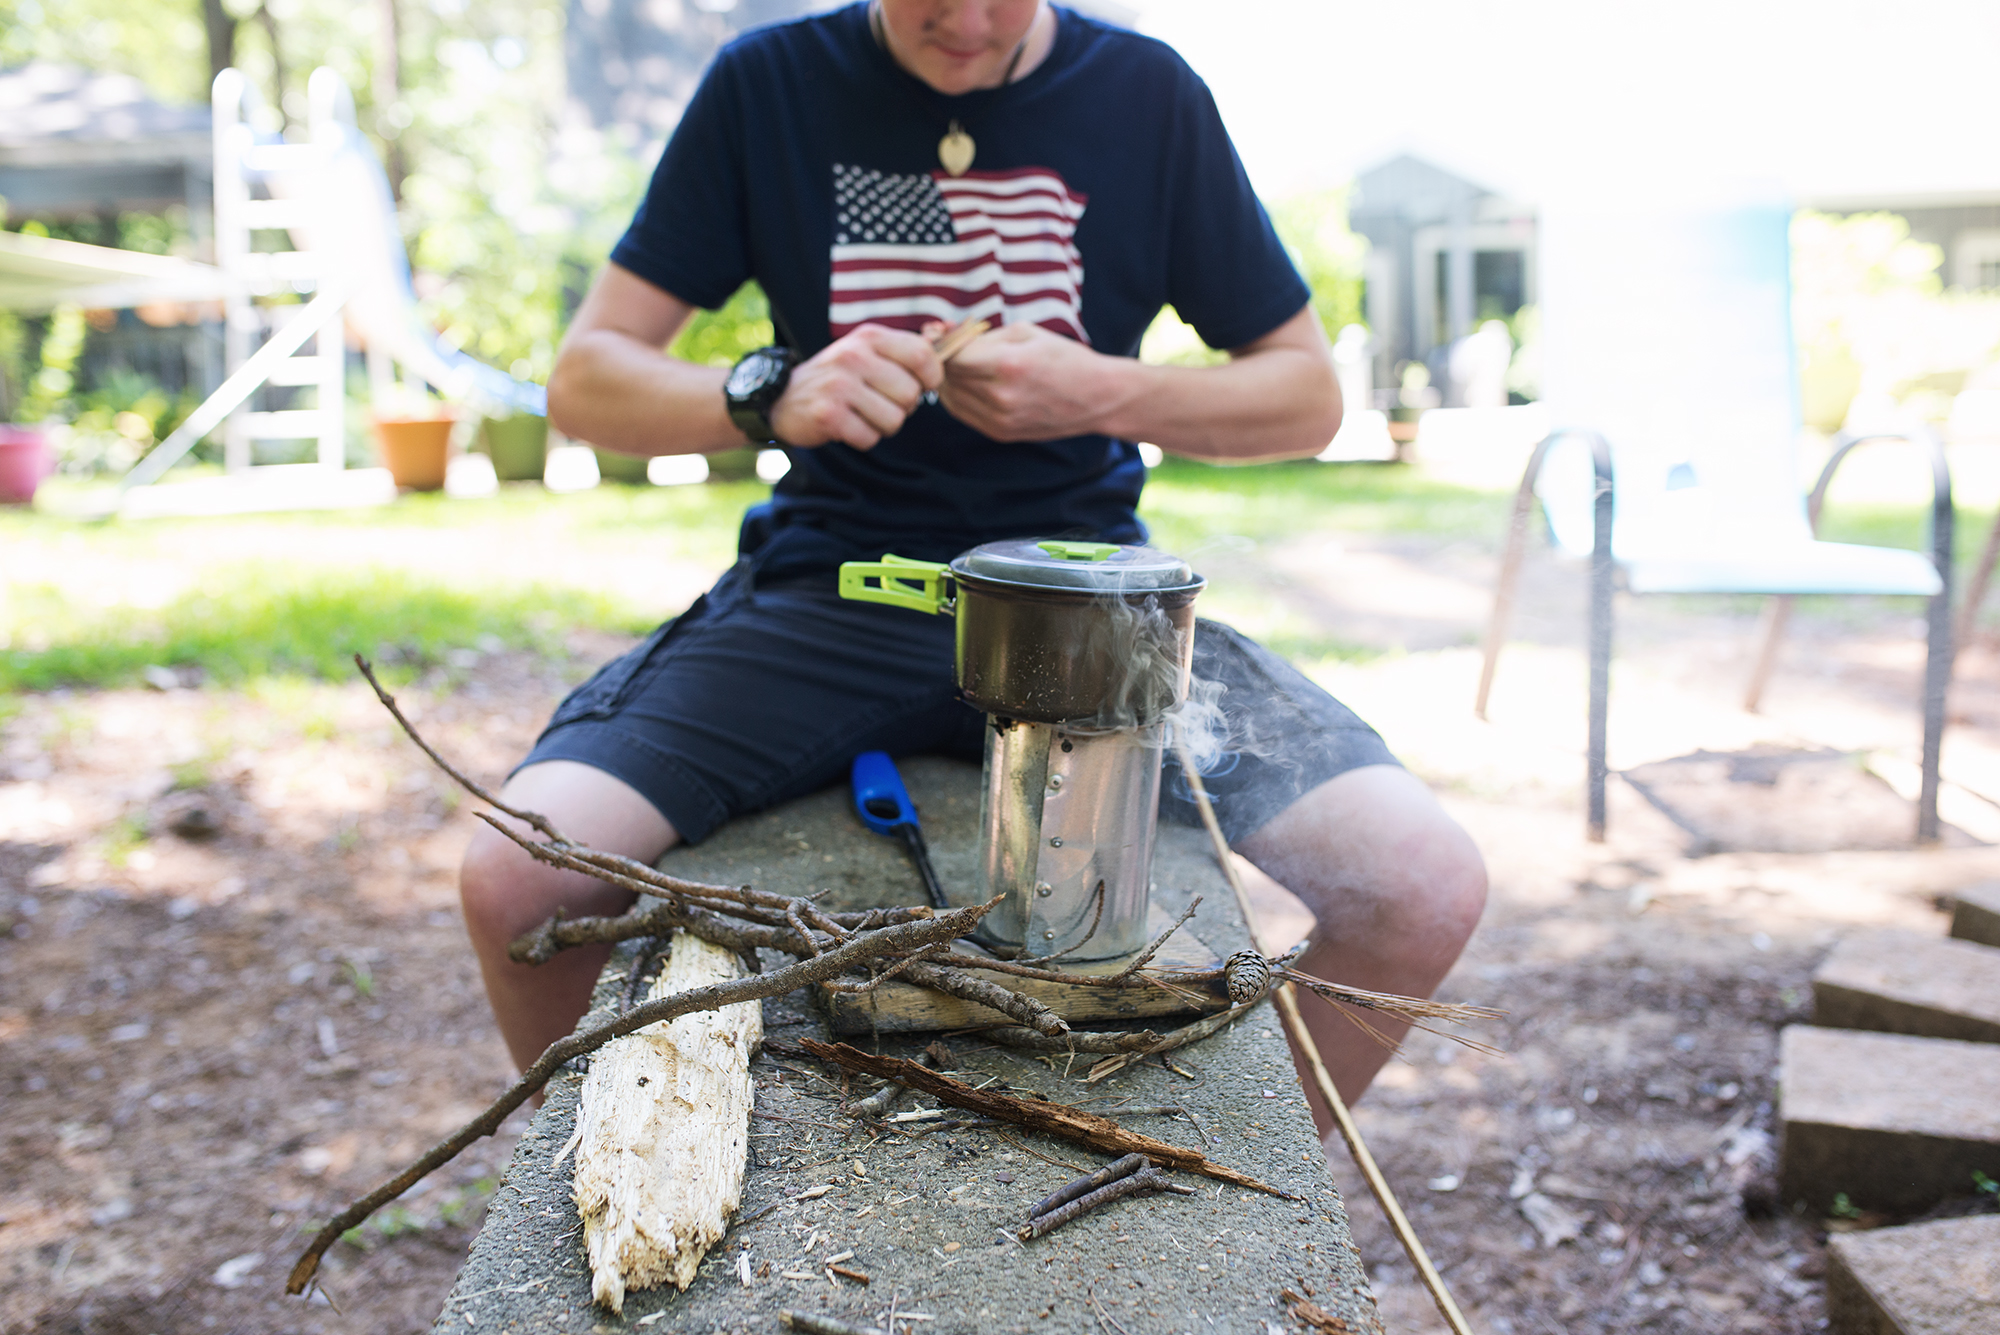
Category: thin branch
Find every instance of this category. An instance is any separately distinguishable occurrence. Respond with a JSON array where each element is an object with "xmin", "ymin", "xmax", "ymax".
[
  {"xmin": 800, "ymin": 1040, "xmax": 1295, "ymax": 1200},
  {"xmin": 898, "ymin": 960, "xmax": 1070, "ymax": 1036},
  {"xmin": 355, "ymin": 654, "xmax": 567, "ymax": 842},
  {"xmin": 285, "ymin": 897, "xmax": 1002, "ymax": 1295},
  {"xmin": 1107, "ymin": 896, "xmax": 1202, "ymax": 981},
  {"xmin": 976, "ymin": 1027, "xmax": 1163, "ymax": 1054}
]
